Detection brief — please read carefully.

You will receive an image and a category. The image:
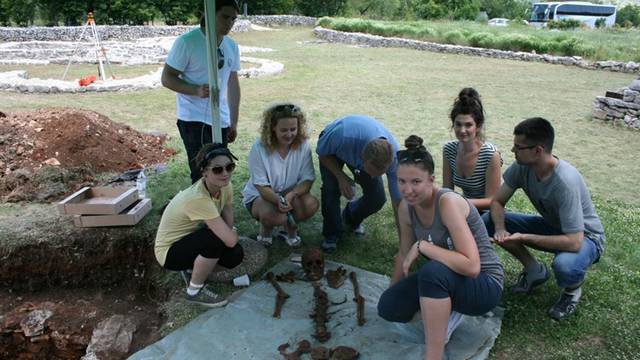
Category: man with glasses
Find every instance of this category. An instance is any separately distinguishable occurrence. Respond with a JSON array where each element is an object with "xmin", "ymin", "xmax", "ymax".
[
  {"xmin": 316, "ymin": 115, "xmax": 401, "ymax": 252},
  {"xmin": 484, "ymin": 117, "xmax": 604, "ymax": 320},
  {"xmin": 162, "ymin": 0, "xmax": 241, "ymax": 184}
]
